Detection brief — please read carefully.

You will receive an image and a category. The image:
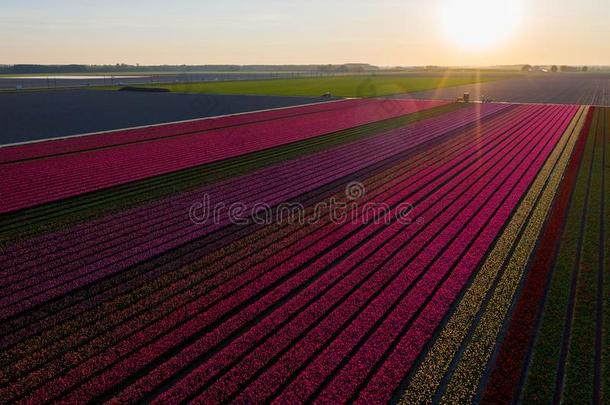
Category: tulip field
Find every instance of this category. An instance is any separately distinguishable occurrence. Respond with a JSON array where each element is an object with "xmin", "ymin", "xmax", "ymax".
[{"xmin": 0, "ymin": 98, "xmax": 607, "ymax": 404}]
